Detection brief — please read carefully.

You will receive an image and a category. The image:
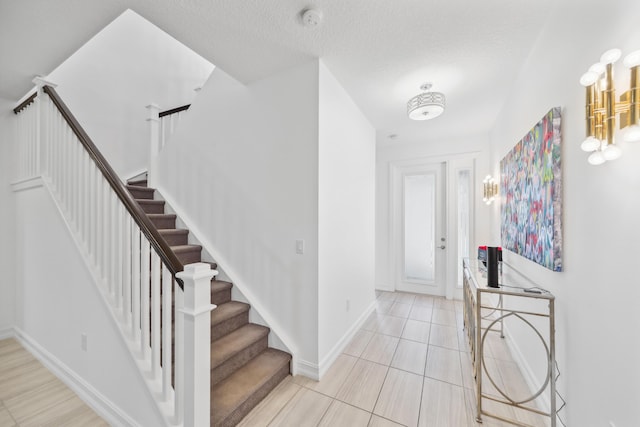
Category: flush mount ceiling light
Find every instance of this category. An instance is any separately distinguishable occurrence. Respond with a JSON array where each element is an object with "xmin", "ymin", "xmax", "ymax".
[{"xmin": 407, "ymin": 83, "xmax": 446, "ymax": 121}]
